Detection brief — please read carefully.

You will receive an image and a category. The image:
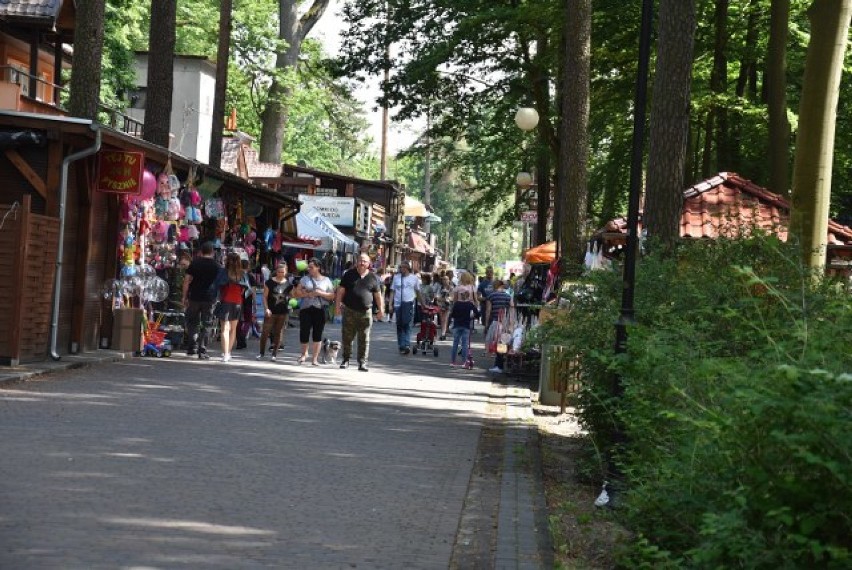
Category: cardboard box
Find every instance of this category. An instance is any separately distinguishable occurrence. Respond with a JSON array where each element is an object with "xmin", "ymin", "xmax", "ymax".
[{"xmin": 112, "ymin": 308, "xmax": 143, "ymax": 352}]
